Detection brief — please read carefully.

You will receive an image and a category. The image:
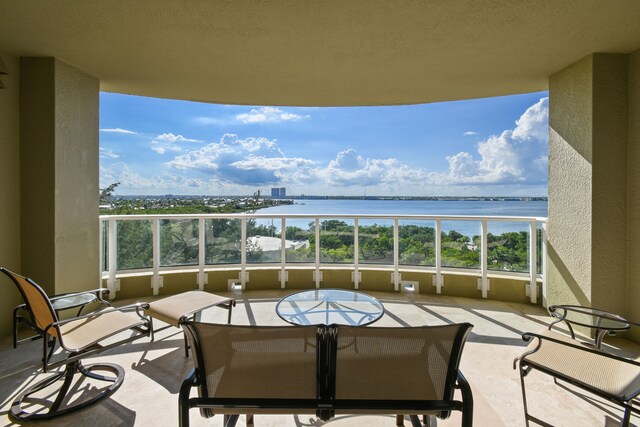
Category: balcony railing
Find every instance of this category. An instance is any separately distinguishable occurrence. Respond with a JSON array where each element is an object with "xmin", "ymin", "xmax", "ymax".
[{"xmin": 100, "ymin": 213, "xmax": 547, "ymax": 304}]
